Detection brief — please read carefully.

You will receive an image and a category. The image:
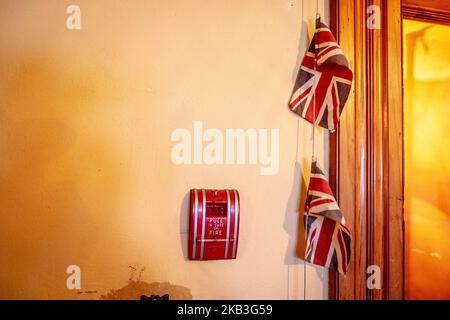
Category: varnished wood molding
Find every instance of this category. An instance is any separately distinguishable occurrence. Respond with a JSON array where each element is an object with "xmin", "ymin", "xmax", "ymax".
[
  {"xmin": 403, "ymin": 0, "xmax": 450, "ymax": 26},
  {"xmin": 328, "ymin": 0, "xmax": 404, "ymax": 300}
]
